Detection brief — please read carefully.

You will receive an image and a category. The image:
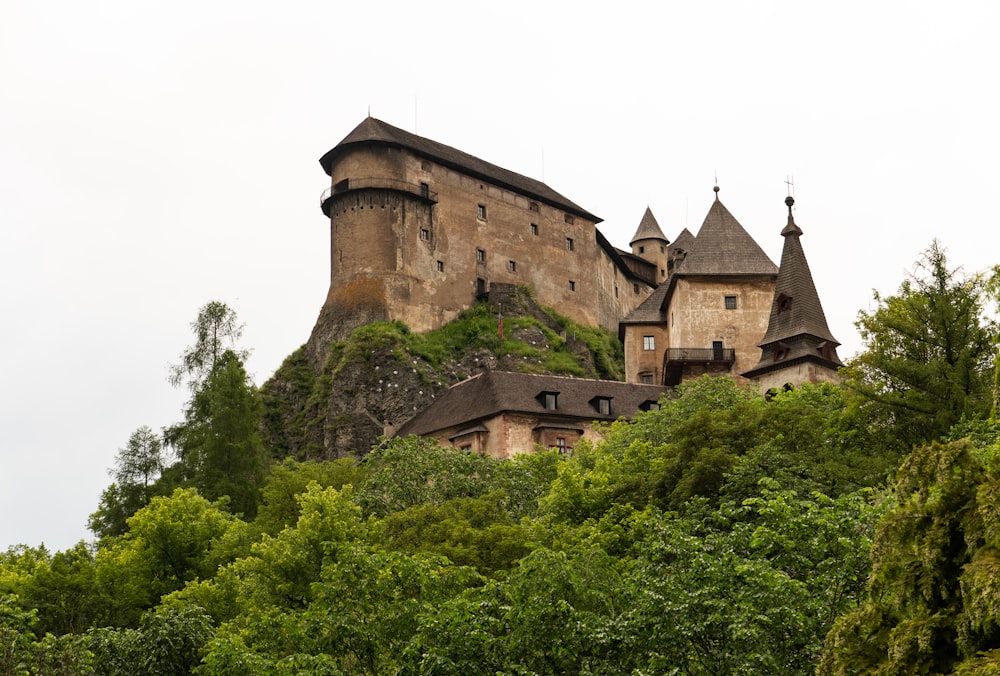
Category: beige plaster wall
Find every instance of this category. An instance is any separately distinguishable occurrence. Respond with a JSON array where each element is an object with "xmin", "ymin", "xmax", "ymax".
[{"xmin": 666, "ymin": 276, "xmax": 776, "ymax": 377}]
